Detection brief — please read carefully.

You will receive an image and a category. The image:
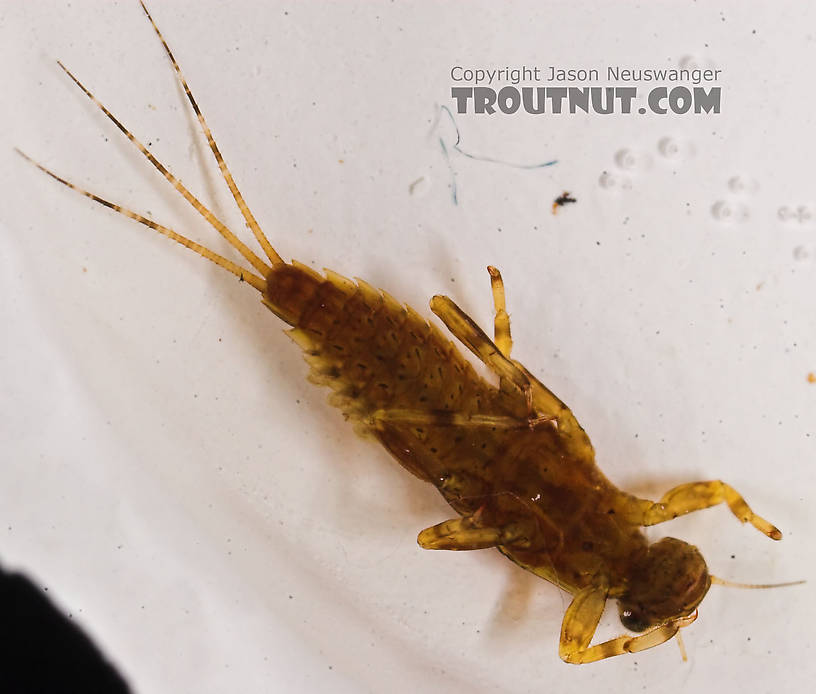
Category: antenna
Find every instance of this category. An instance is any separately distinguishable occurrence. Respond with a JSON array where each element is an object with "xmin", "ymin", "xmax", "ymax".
[
  {"xmin": 710, "ymin": 575, "xmax": 806, "ymax": 589},
  {"xmin": 675, "ymin": 630, "xmax": 688, "ymax": 662}
]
